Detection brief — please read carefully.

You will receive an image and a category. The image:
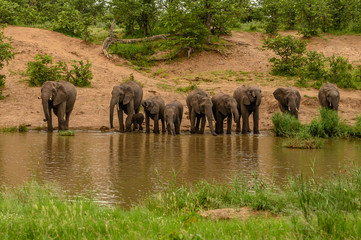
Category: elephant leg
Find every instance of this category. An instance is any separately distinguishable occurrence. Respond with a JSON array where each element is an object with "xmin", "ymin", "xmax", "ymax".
[
  {"xmin": 118, "ymin": 107, "xmax": 124, "ymax": 132},
  {"xmin": 215, "ymin": 112, "xmax": 223, "ymax": 134},
  {"xmin": 195, "ymin": 116, "xmax": 201, "ymax": 133},
  {"xmin": 190, "ymin": 110, "xmax": 196, "ymax": 134},
  {"xmin": 253, "ymin": 108, "xmax": 260, "ymax": 134},
  {"xmin": 57, "ymin": 103, "xmax": 67, "ymax": 130},
  {"xmin": 236, "ymin": 108, "xmax": 241, "ymax": 133},
  {"xmin": 161, "ymin": 117, "xmax": 166, "ymax": 133},
  {"xmin": 154, "ymin": 115, "xmax": 160, "ymax": 134},
  {"xmin": 47, "ymin": 105, "xmax": 53, "ymax": 132},
  {"xmin": 199, "ymin": 115, "xmax": 206, "ymax": 134},
  {"xmin": 125, "ymin": 115, "xmax": 133, "ymax": 132},
  {"xmin": 175, "ymin": 119, "xmax": 180, "ymax": 135},
  {"xmin": 226, "ymin": 115, "xmax": 232, "ymax": 134},
  {"xmin": 145, "ymin": 113, "xmax": 151, "ymax": 134},
  {"xmin": 241, "ymin": 112, "xmax": 249, "ymax": 134}
]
